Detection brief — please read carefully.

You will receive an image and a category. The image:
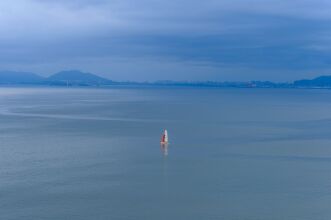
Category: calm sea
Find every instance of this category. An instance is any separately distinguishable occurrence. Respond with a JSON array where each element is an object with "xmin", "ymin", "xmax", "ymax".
[{"xmin": 0, "ymin": 87, "xmax": 331, "ymax": 220}]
